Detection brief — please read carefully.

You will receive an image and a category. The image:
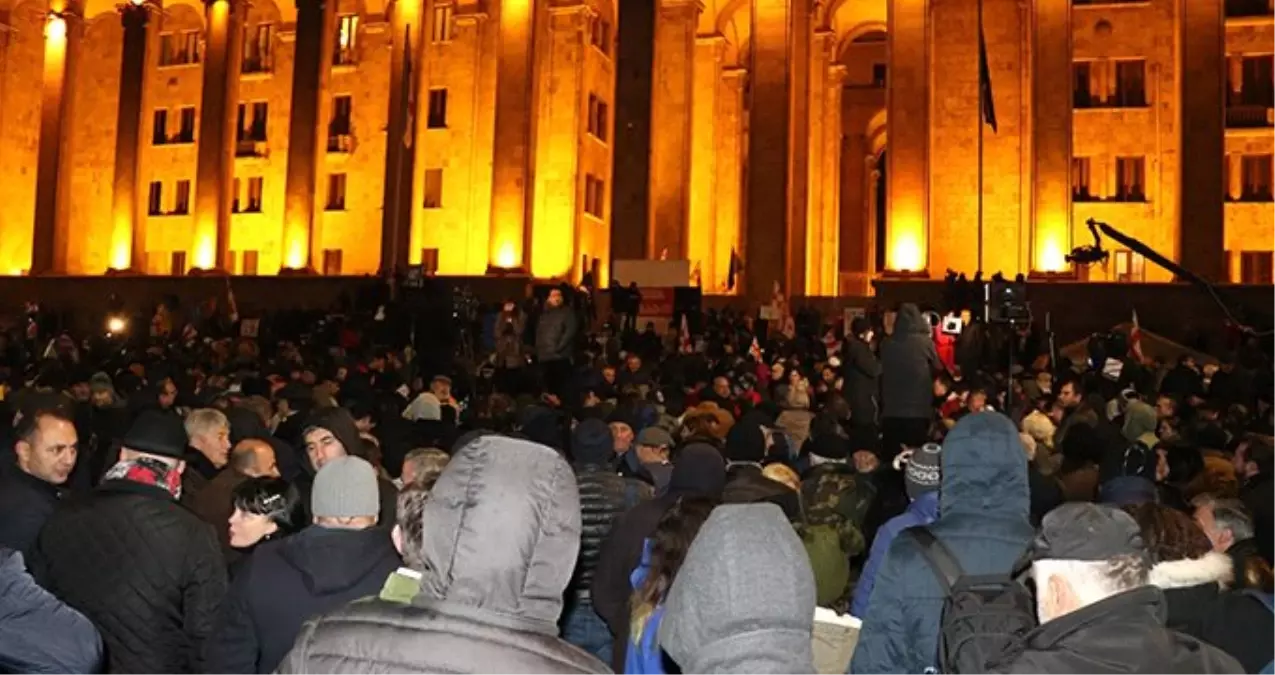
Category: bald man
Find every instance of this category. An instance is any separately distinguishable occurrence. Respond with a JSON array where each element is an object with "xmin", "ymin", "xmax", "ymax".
[
  {"xmin": 189, "ymin": 439, "xmax": 281, "ymax": 556},
  {"xmin": 230, "ymin": 439, "xmax": 279, "ymax": 479}
]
